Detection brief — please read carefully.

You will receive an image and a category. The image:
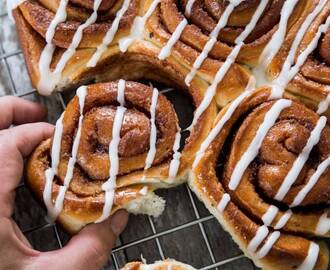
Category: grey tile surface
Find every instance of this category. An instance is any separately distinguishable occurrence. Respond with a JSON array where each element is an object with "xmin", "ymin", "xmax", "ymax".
[{"xmin": 0, "ymin": 2, "xmax": 265, "ymax": 270}]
